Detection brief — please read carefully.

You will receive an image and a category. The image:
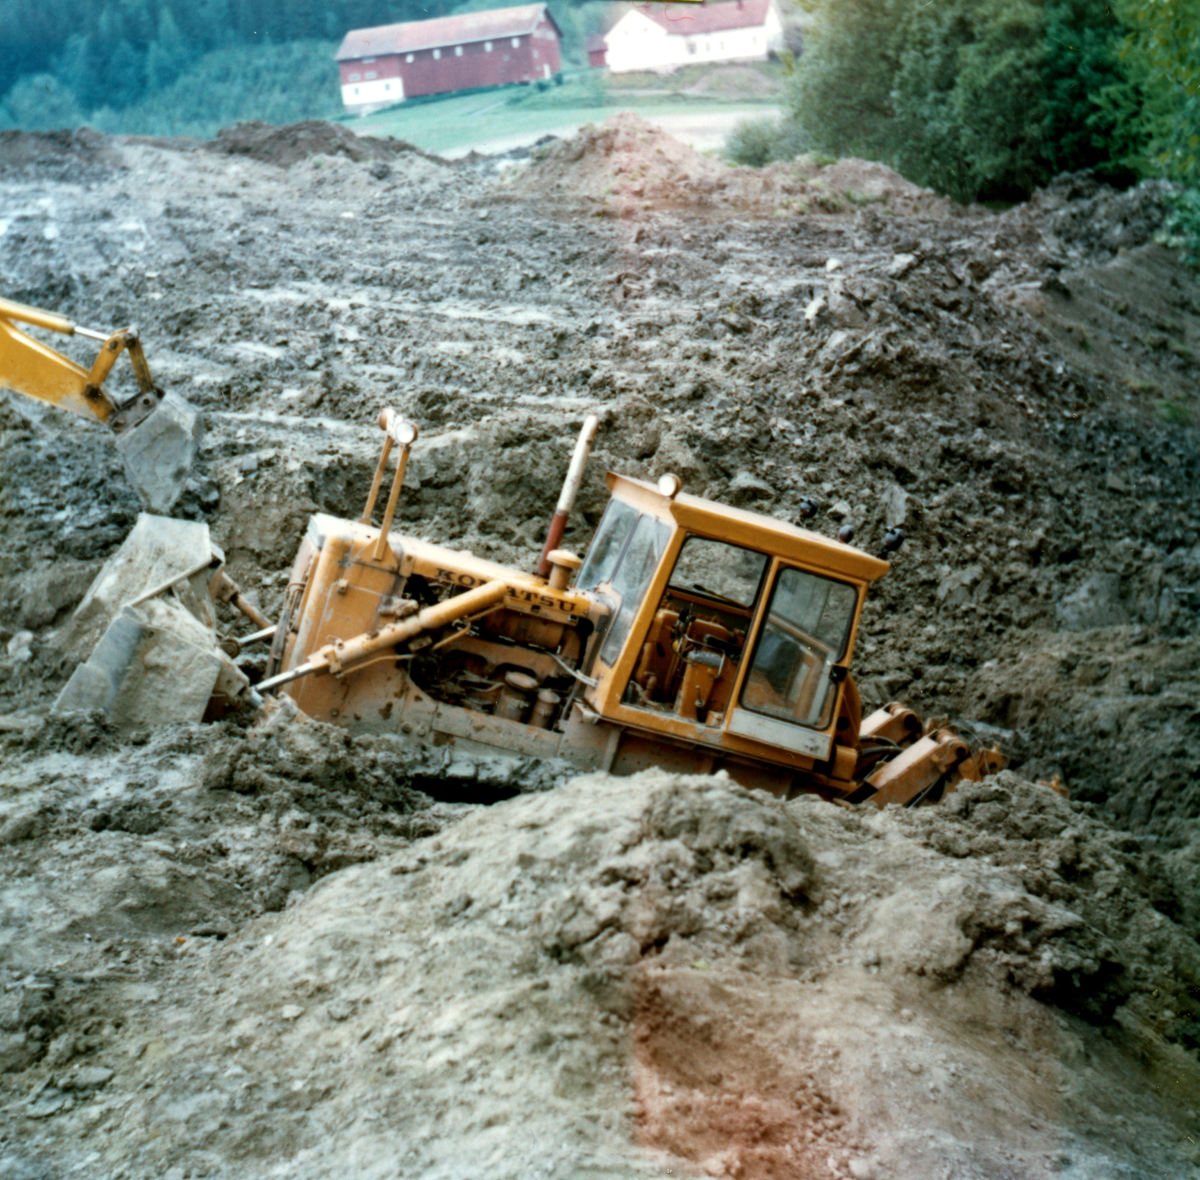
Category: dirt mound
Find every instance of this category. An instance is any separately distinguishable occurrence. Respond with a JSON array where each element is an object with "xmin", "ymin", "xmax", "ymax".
[
  {"xmin": 513, "ymin": 112, "xmax": 727, "ymax": 208},
  {"xmin": 513, "ymin": 113, "xmax": 949, "ymax": 217},
  {"xmin": 898, "ymin": 773, "xmax": 1200, "ymax": 1040},
  {"xmin": 961, "ymin": 630, "xmax": 1200, "ymax": 846},
  {"xmin": 796, "ymin": 155, "xmax": 925, "ymax": 200},
  {"xmin": 206, "ymin": 119, "xmax": 437, "ymax": 168},
  {"xmin": 8, "ymin": 769, "xmax": 1198, "ymax": 1179},
  {"xmin": 1014, "ymin": 169, "xmax": 1177, "ymax": 263},
  {"xmin": 0, "ymin": 126, "xmax": 120, "ymax": 177}
]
